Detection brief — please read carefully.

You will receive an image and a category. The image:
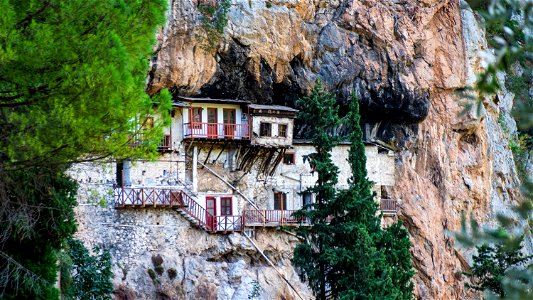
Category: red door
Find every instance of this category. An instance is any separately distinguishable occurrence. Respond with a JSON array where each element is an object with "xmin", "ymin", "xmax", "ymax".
[
  {"xmin": 223, "ymin": 109, "xmax": 236, "ymax": 139},
  {"xmin": 206, "ymin": 197, "xmax": 216, "ymax": 230},
  {"xmin": 207, "ymin": 108, "xmax": 218, "ymax": 138}
]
